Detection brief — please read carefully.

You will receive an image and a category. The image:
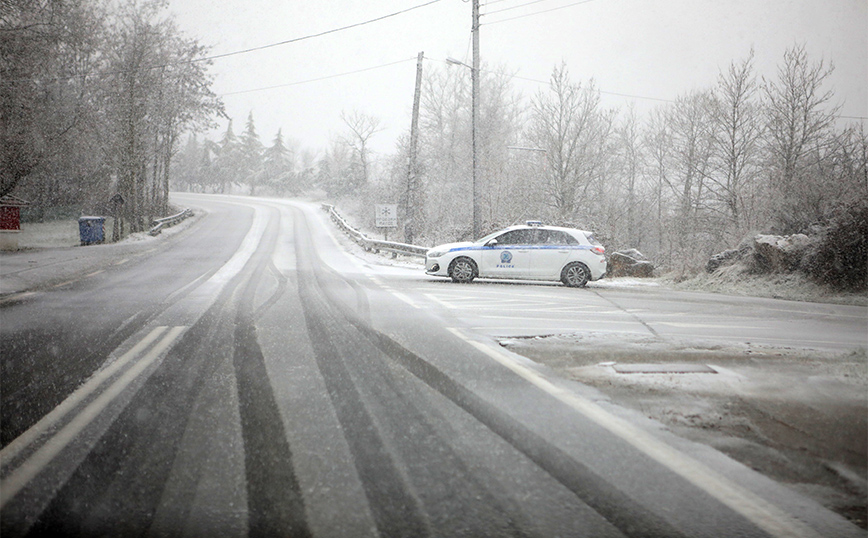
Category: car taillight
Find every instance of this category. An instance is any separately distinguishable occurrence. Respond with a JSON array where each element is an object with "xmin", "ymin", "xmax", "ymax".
[{"xmin": 592, "ymin": 246, "xmax": 605, "ymax": 255}]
